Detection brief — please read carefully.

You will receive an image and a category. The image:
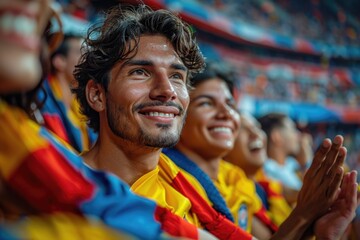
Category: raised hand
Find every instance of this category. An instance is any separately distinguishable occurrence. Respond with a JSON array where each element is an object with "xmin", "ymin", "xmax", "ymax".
[
  {"xmin": 270, "ymin": 135, "xmax": 348, "ymax": 240},
  {"xmin": 296, "ymin": 135, "xmax": 347, "ymax": 221},
  {"xmin": 314, "ymin": 170, "xmax": 358, "ymax": 240}
]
